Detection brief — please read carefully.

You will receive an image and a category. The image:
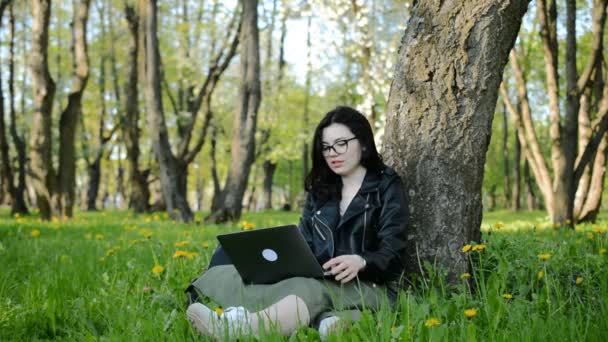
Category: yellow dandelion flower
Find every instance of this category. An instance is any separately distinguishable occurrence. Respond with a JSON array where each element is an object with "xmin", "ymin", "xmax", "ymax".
[
  {"xmin": 215, "ymin": 307, "xmax": 224, "ymax": 316},
  {"xmin": 152, "ymin": 265, "xmax": 164, "ymax": 275},
  {"xmin": 424, "ymin": 318, "xmax": 440, "ymax": 327},
  {"xmin": 106, "ymin": 249, "xmax": 115, "ymax": 256},
  {"xmin": 174, "ymin": 240, "xmax": 190, "ymax": 247},
  {"xmin": 153, "ymin": 214, "xmax": 160, "ymax": 221},
  {"xmin": 461, "ymin": 273, "xmax": 471, "ymax": 279},
  {"xmin": 30, "ymin": 229, "xmax": 41, "ymax": 237},
  {"xmin": 492, "ymin": 222, "xmax": 504, "ymax": 230},
  {"xmin": 537, "ymin": 253, "xmax": 551, "ymax": 261},
  {"xmin": 472, "ymin": 244, "xmax": 486, "ymax": 252},
  {"xmin": 139, "ymin": 228, "xmax": 153, "ymax": 238},
  {"xmin": 586, "ymin": 232, "xmax": 594, "ymax": 239},
  {"xmin": 14, "ymin": 213, "xmax": 20, "ymax": 218},
  {"xmin": 576, "ymin": 276, "xmax": 583, "ymax": 285},
  {"xmin": 173, "ymin": 250, "xmax": 189, "ymax": 258},
  {"xmin": 565, "ymin": 219, "xmax": 571, "ymax": 225},
  {"xmin": 600, "ymin": 248, "xmax": 606, "ymax": 255},
  {"xmin": 202, "ymin": 242, "xmax": 209, "ymax": 249},
  {"xmin": 592, "ymin": 226, "xmax": 606, "ymax": 234},
  {"xmin": 185, "ymin": 252, "xmax": 199, "ymax": 259},
  {"xmin": 95, "ymin": 234, "xmax": 104, "ymax": 240},
  {"xmin": 464, "ymin": 308, "xmax": 478, "ymax": 318},
  {"xmin": 502, "ymin": 293, "xmax": 513, "ymax": 299},
  {"xmin": 537, "ymin": 271, "xmax": 544, "ymax": 280},
  {"xmin": 462, "ymin": 244, "xmax": 472, "ymax": 253},
  {"xmin": 145, "ymin": 217, "xmax": 151, "ymax": 223}
]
